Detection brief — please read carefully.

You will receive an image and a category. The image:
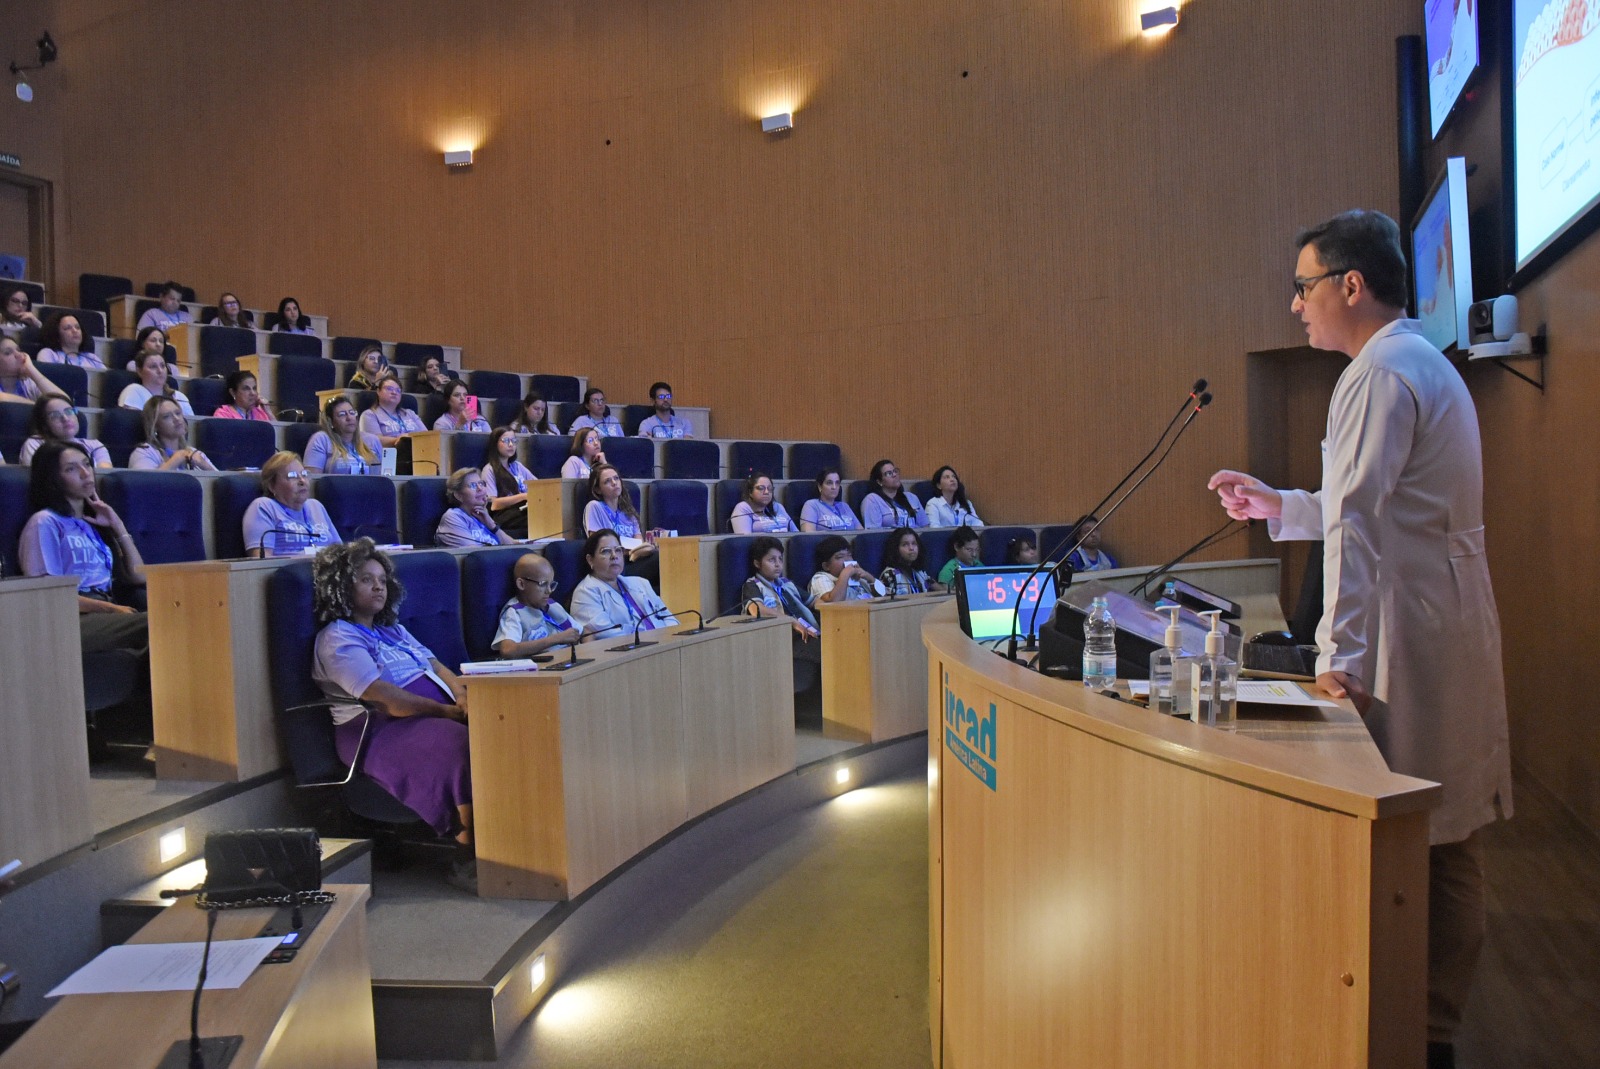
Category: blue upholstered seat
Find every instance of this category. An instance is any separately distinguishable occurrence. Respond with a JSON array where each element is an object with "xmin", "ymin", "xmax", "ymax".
[
  {"xmin": 275, "ymin": 353, "xmax": 336, "ymax": 422},
  {"xmin": 530, "ymin": 374, "xmax": 580, "ymax": 404},
  {"xmin": 449, "ymin": 432, "xmax": 493, "ymax": 476},
  {"xmin": 726, "ymin": 441, "xmax": 784, "ymax": 480},
  {"xmin": 979, "ymin": 525, "xmax": 1037, "ymax": 566},
  {"xmin": 210, "ymin": 474, "xmax": 262, "ymax": 559},
  {"xmin": 197, "ymin": 325, "xmax": 256, "ymax": 378},
  {"xmin": 539, "ymin": 539, "xmax": 588, "ymax": 612},
  {"xmin": 784, "ymin": 533, "xmax": 835, "ymax": 593},
  {"xmin": 786, "ymin": 443, "xmax": 841, "ymax": 482},
  {"xmin": 712, "ymin": 478, "xmax": 746, "ymax": 534},
  {"xmin": 391, "ymin": 342, "xmax": 443, "ymax": 367},
  {"xmin": 35, "ymin": 363, "xmax": 88, "ymax": 407},
  {"xmin": 391, "ymin": 550, "xmax": 469, "ymax": 671},
  {"xmin": 0, "ymin": 466, "xmax": 29, "ymax": 573},
  {"xmin": 267, "ymin": 332, "xmax": 323, "ymax": 358},
  {"xmin": 194, "ymin": 417, "xmax": 276, "ymax": 471},
  {"xmin": 846, "ymin": 479, "xmax": 874, "ymax": 518},
  {"xmin": 313, "ymin": 474, "xmax": 399, "ymax": 544},
  {"xmin": 850, "ymin": 530, "xmax": 892, "ymax": 578},
  {"xmin": 459, "ymin": 546, "xmax": 535, "ymax": 661},
  {"xmin": 98, "ymin": 368, "xmax": 139, "ymax": 409},
  {"xmin": 660, "ymin": 439, "xmax": 720, "ymax": 480},
  {"xmin": 0, "ymin": 402, "xmax": 31, "ymax": 463},
  {"xmin": 330, "ymin": 336, "xmax": 380, "ymax": 363},
  {"xmin": 181, "ymin": 376, "xmax": 228, "ymax": 418},
  {"xmin": 281, "ymin": 422, "xmax": 319, "ymax": 460},
  {"xmin": 523, "ymin": 436, "xmax": 570, "ymax": 480},
  {"xmin": 78, "ymin": 273, "xmax": 133, "ymax": 316},
  {"xmin": 715, "ymin": 536, "xmax": 758, "ymax": 618},
  {"xmin": 620, "ymin": 404, "xmax": 653, "ymax": 436},
  {"xmin": 96, "ymin": 407, "xmax": 145, "ymax": 468},
  {"xmin": 644, "ymin": 480, "xmax": 710, "ymax": 537},
  {"xmin": 781, "ymin": 480, "xmax": 819, "ymax": 522},
  {"xmin": 1037, "ymin": 524, "xmax": 1078, "ymax": 563},
  {"xmin": 420, "ymin": 393, "xmax": 448, "ymax": 428},
  {"xmin": 95, "ymin": 470, "xmax": 206, "ymax": 564},
  {"xmin": 602, "ymin": 436, "xmax": 654, "ymax": 479},
  {"xmin": 399, "ymin": 477, "xmax": 449, "ymax": 547},
  {"xmin": 910, "ymin": 479, "xmax": 936, "ymax": 504},
  {"xmin": 489, "ymin": 396, "xmax": 523, "ymax": 427},
  {"xmin": 467, "ymin": 370, "xmax": 520, "ymax": 401}
]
